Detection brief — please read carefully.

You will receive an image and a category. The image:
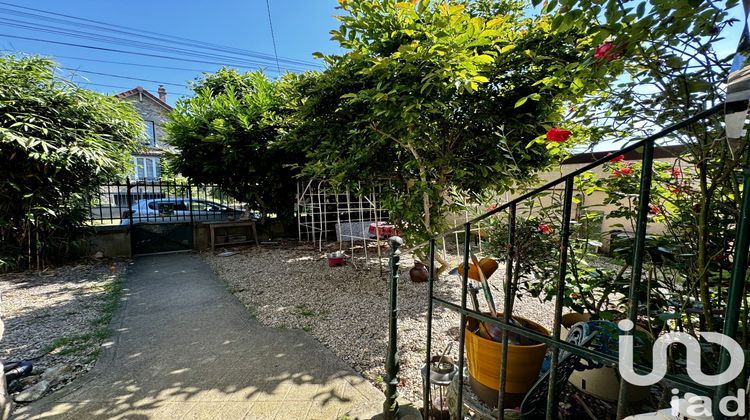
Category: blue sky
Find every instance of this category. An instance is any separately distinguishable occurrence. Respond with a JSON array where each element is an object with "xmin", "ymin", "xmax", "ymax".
[
  {"xmin": 0, "ymin": 1, "xmax": 746, "ymax": 108},
  {"xmin": 0, "ymin": 0, "xmax": 342, "ymax": 105}
]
